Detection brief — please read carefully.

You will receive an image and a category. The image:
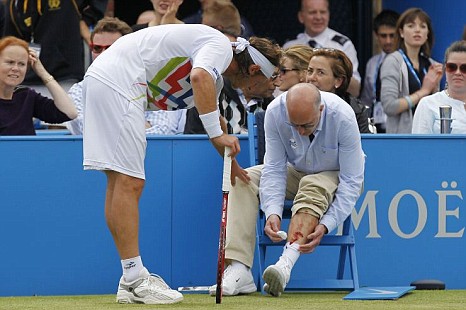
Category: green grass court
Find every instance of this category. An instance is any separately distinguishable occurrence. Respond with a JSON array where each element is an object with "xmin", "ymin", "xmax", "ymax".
[{"xmin": 1, "ymin": 291, "xmax": 466, "ymax": 310}]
